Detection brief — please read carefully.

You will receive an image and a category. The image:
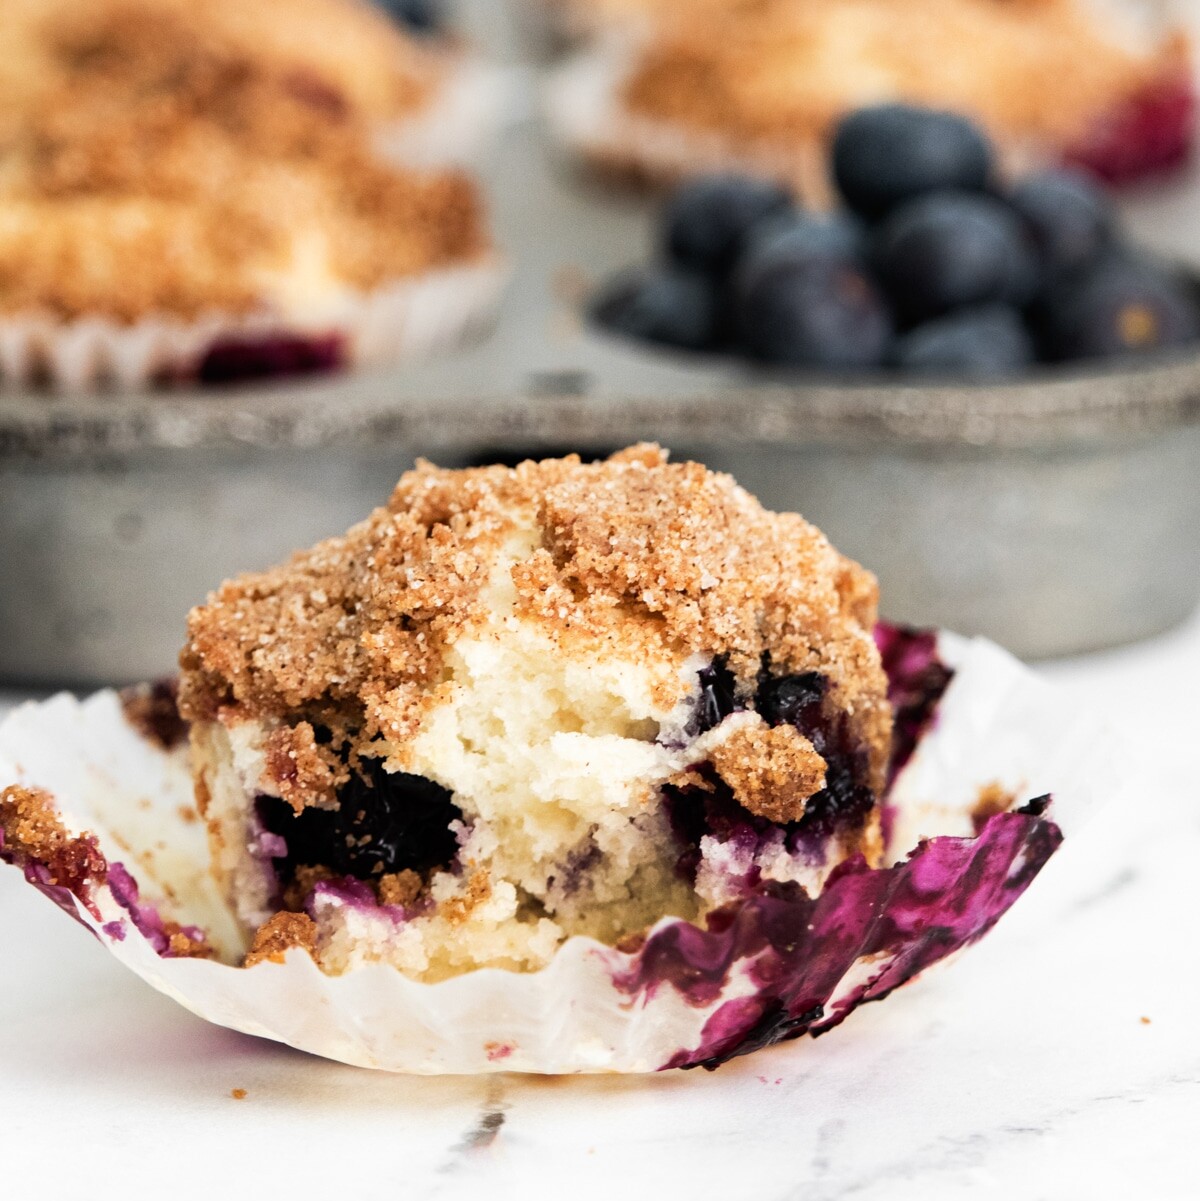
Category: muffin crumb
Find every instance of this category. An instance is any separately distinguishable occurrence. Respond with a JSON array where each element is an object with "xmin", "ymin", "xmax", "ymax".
[
  {"xmin": 706, "ymin": 717, "xmax": 827, "ymax": 824},
  {"xmin": 244, "ymin": 911, "xmax": 318, "ymax": 967}
]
